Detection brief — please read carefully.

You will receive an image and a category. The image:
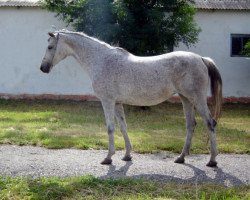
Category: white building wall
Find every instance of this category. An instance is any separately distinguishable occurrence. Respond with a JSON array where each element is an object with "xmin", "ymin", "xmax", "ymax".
[
  {"xmin": 0, "ymin": 8, "xmax": 249, "ymax": 98},
  {"xmin": 0, "ymin": 7, "xmax": 94, "ymax": 96},
  {"xmin": 175, "ymin": 10, "xmax": 250, "ymax": 97}
]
